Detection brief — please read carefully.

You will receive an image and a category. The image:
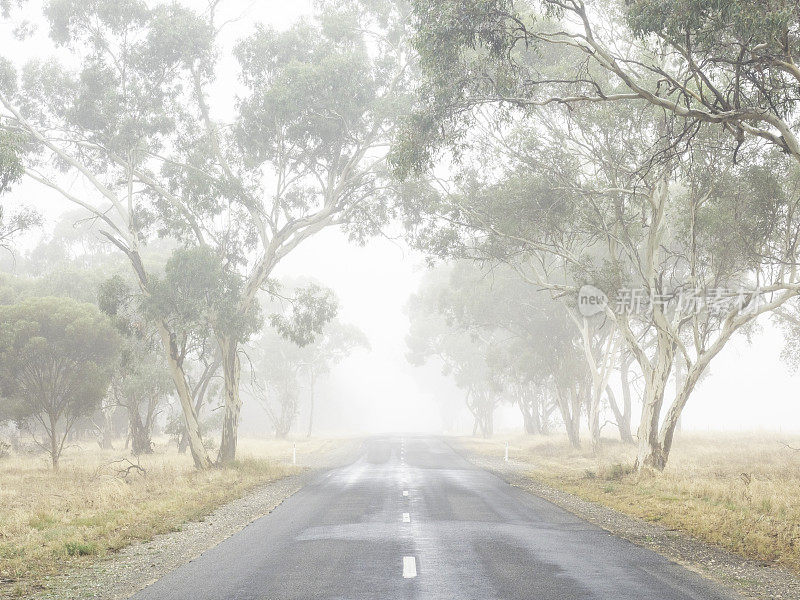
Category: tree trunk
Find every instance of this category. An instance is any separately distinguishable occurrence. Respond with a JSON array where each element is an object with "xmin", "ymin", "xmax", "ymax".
[
  {"xmin": 307, "ymin": 373, "xmax": 316, "ymax": 438},
  {"xmin": 634, "ymin": 331, "xmax": 674, "ymax": 471},
  {"xmin": 217, "ymin": 336, "xmax": 242, "ymax": 465},
  {"xmin": 606, "ymin": 385, "xmax": 634, "ymax": 443},
  {"xmin": 564, "ymin": 411, "xmax": 580, "ymax": 449},
  {"xmin": 619, "ymin": 357, "xmax": 634, "ymax": 443},
  {"xmin": 129, "ymin": 407, "xmax": 153, "ymax": 455},
  {"xmin": 177, "ymin": 431, "xmax": 188, "ymax": 454},
  {"xmin": 674, "ymin": 352, "xmax": 684, "ymax": 433},
  {"xmin": 657, "ymin": 361, "xmax": 705, "ymax": 466},
  {"xmin": 588, "ymin": 394, "xmax": 601, "ymax": 453},
  {"xmin": 97, "ymin": 410, "xmax": 115, "ymax": 450},
  {"xmin": 178, "ymin": 357, "xmax": 218, "ymax": 454},
  {"xmin": 555, "ymin": 386, "xmax": 581, "ymax": 449},
  {"xmin": 540, "ymin": 386, "xmax": 553, "ymax": 435},
  {"xmin": 518, "ymin": 388, "xmax": 542, "ymax": 434},
  {"xmin": 49, "ymin": 413, "xmax": 59, "ymax": 470},
  {"xmin": 521, "ymin": 405, "xmax": 540, "ymax": 434},
  {"xmin": 158, "ymin": 325, "xmax": 212, "ymax": 469},
  {"xmin": 478, "ymin": 405, "xmax": 494, "ymax": 438}
]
